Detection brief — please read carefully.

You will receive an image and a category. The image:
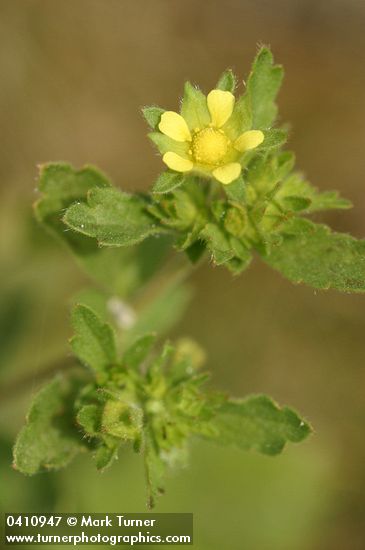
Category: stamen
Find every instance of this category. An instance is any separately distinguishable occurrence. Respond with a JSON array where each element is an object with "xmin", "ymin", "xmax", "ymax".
[{"xmin": 191, "ymin": 128, "xmax": 231, "ymax": 165}]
